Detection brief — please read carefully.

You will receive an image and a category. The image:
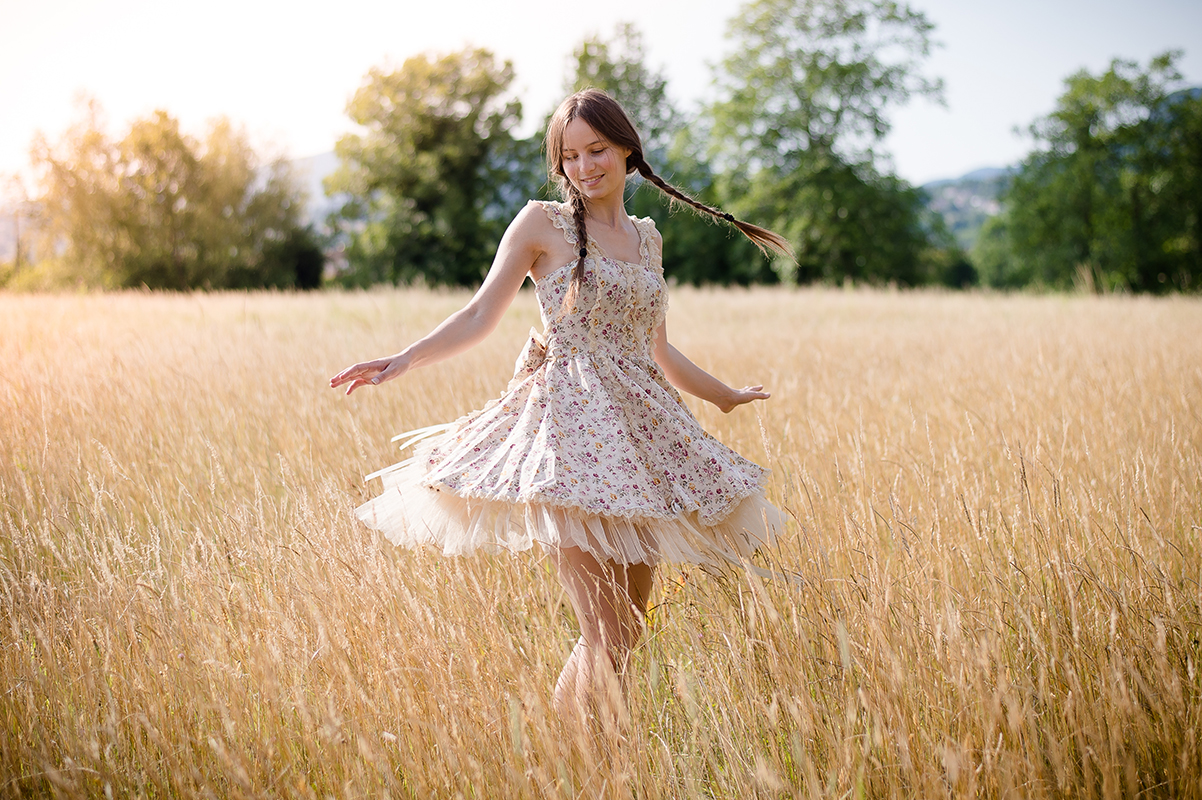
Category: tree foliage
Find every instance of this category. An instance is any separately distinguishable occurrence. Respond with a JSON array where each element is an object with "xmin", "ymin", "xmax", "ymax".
[
  {"xmin": 714, "ymin": 0, "xmax": 942, "ymax": 166},
  {"xmin": 326, "ymin": 49, "xmax": 523, "ymax": 287},
  {"xmin": 978, "ymin": 52, "xmax": 1201, "ymax": 292},
  {"xmin": 327, "ymin": 15, "xmax": 960, "ymax": 290},
  {"xmin": 24, "ymin": 103, "xmax": 320, "ymax": 290},
  {"xmin": 711, "ymin": 0, "xmax": 946, "ymax": 285},
  {"xmin": 657, "ymin": 126, "xmax": 778, "ymax": 285},
  {"xmin": 566, "ymin": 23, "xmax": 681, "ymax": 158},
  {"xmin": 565, "ymin": 25, "xmax": 773, "ymax": 285}
]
